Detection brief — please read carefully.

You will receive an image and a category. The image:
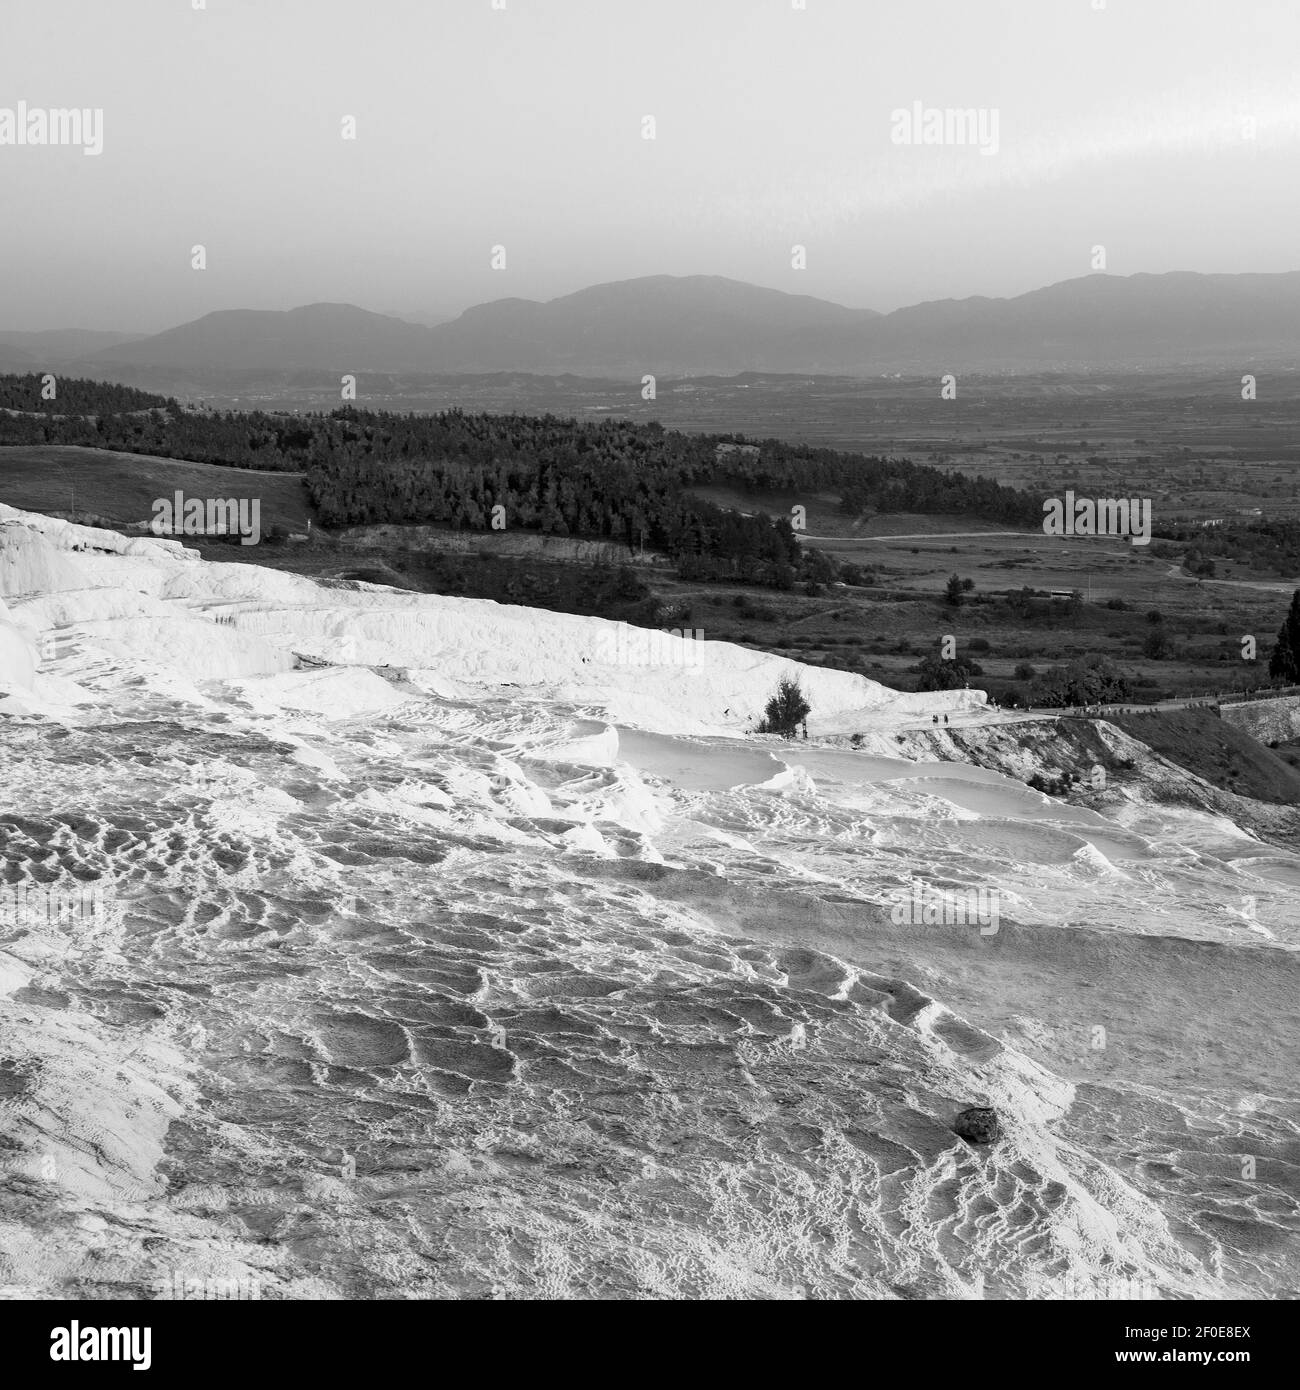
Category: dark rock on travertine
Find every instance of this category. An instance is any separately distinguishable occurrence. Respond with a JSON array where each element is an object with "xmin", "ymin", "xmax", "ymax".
[{"xmin": 953, "ymin": 1106, "xmax": 1002, "ymax": 1145}]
